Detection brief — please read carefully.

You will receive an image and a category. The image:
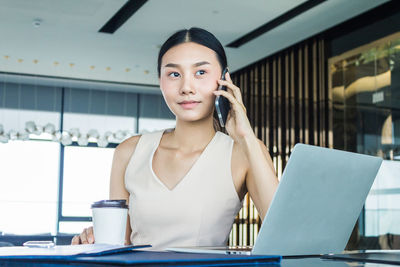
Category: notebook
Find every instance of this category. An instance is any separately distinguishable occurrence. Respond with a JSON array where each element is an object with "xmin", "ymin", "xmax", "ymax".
[
  {"xmin": 0, "ymin": 244, "xmax": 151, "ymax": 257},
  {"xmin": 167, "ymin": 143, "xmax": 383, "ymax": 256}
]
